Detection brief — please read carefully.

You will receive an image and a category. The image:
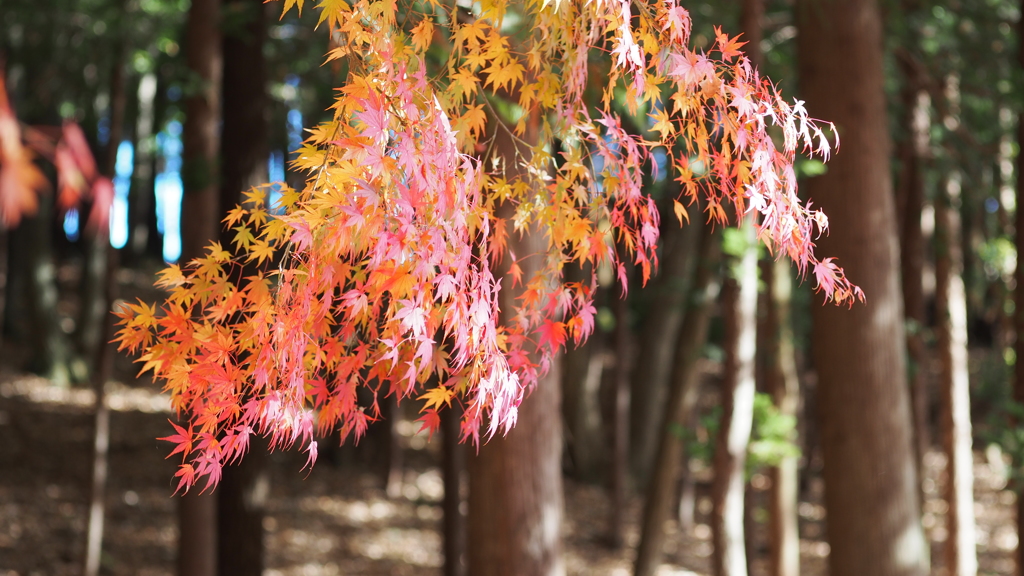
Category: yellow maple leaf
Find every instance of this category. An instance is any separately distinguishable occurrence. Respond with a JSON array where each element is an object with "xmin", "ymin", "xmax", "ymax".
[
  {"xmin": 410, "ymin": 18, "xmax": 434, "ymax": 53},
  {"xmin": 418, "ymin": 385, "xmax": 455, "ymax": 411}
]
